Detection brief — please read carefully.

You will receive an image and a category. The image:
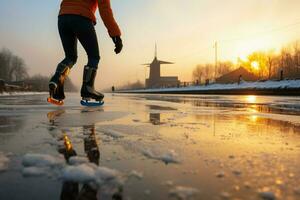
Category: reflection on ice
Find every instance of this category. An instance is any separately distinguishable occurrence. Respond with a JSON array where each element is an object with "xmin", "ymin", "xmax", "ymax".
[
  {"xmin": 48, "ymin": 113, "xmax": 124, "ymax": 199},
  {"xmin": 0, "ymin": 93, "xmax": 299, "ymax": 200},
  {"xmin": 245, "ymin": 95, "xmax": 257, "ymax": 104},
  {"xmin": 0, "ymin": 152, "xmax": 10, "ymax": 171}
]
